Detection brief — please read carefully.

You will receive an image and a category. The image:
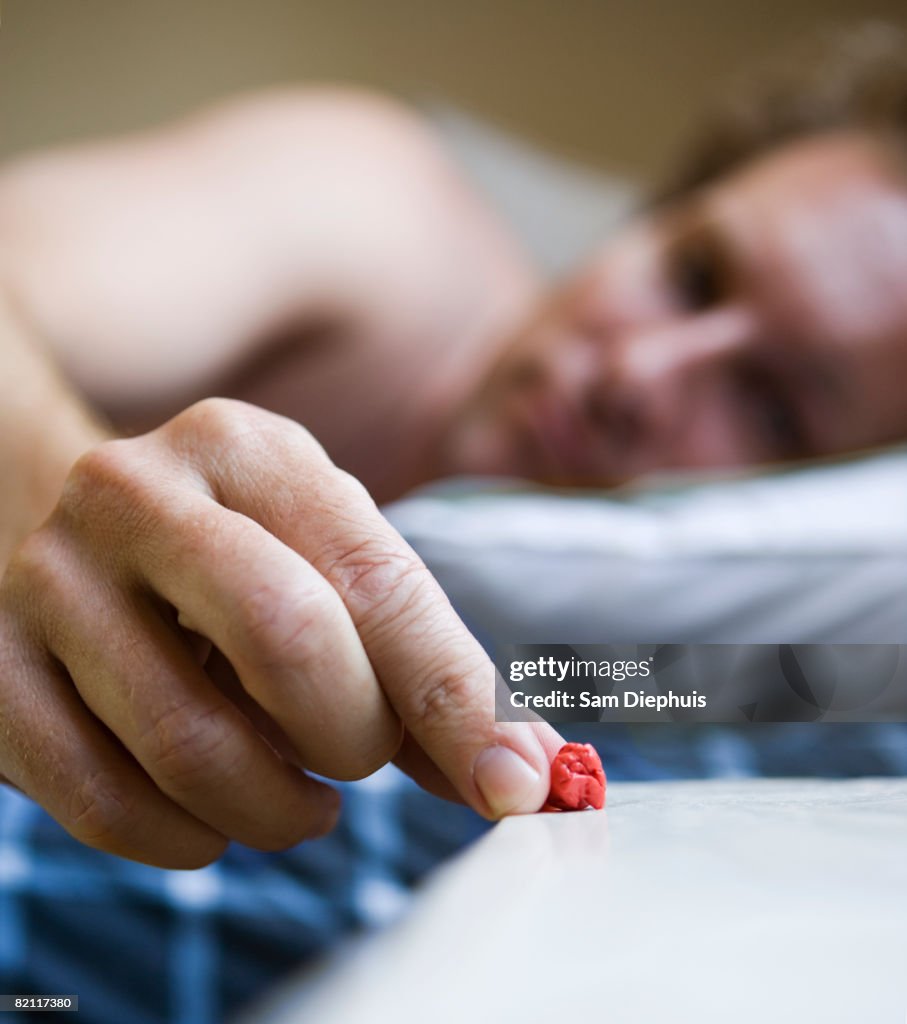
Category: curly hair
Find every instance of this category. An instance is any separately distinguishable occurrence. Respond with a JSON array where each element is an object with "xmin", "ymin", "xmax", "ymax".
[{"xmin": 658, "ymin": 20, "xmax": 907, "ymax": 203}]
